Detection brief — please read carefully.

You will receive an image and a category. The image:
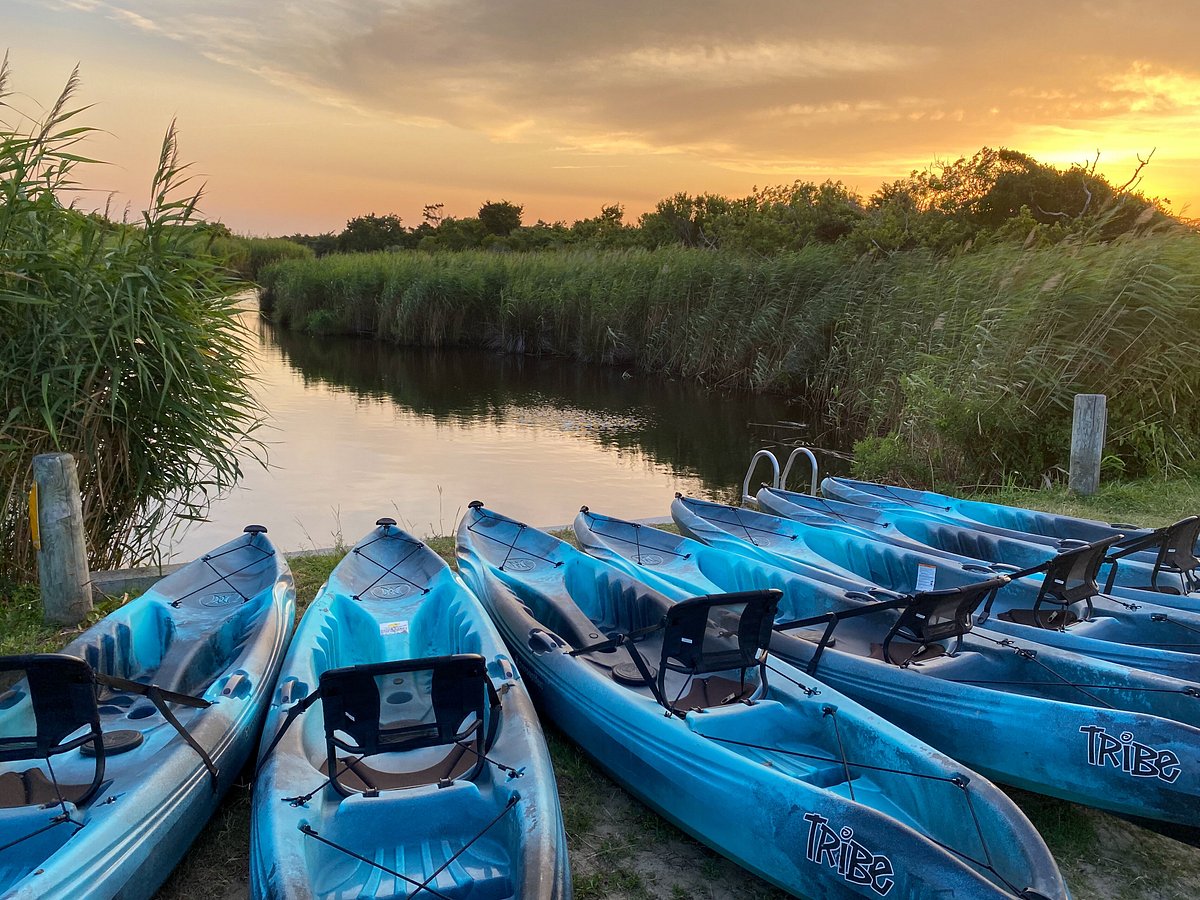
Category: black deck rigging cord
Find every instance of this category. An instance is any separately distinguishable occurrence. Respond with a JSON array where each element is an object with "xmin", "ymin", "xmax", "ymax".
[
  {"xmin": 466, "ymin": 509, "xmax": 563, "ymax": 569},
  {"xmin": 699, "ymin": 731, "xmax": 1026, "ymax": 895},
  {"xmin": 579, "ymin": 509, "xmax": 692, "ymax": 562},
  {"xmin": 822, "ymin": 706, "xmax": 855, "ymax": 803},
  {"xmin": 970, "ymin": 633, "xmax": 1115, "ymax": 709},
  {"xmin": 297, "ymin": 794, "xmax": 520, "ymax": 900},
  {"xmin": 349, "ymin": 528, "xmax": 431, "ymax": 600},
  {"xmin": 171, "ymin": 534, "xmax": 274, "ymax": 607}
]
